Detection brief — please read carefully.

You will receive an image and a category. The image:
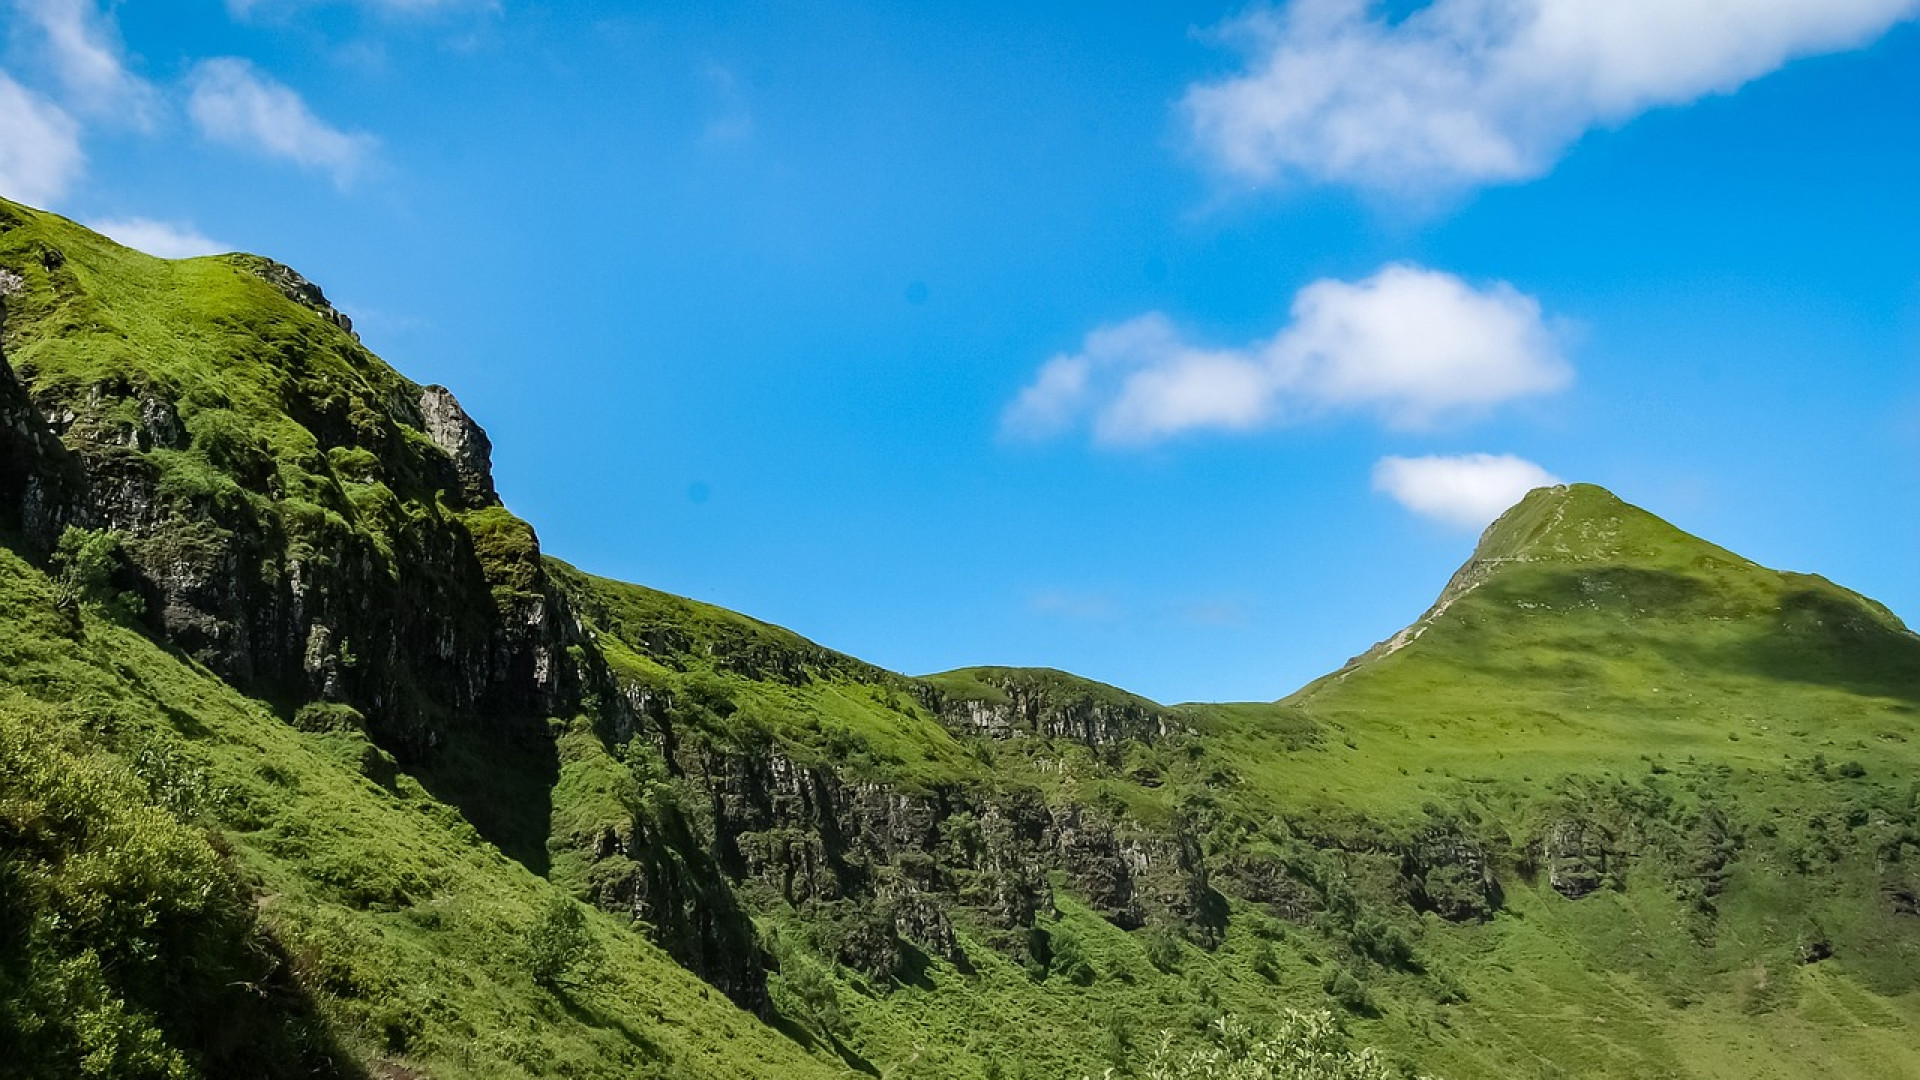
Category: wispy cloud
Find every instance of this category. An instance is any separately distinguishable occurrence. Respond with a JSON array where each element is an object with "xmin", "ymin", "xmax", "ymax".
[
  {"xmin": 186, "ymin": 58, "xmax": 375, "ymax": 186},
  {"xmin": 1028, "ymin": 588, "xmax": 1122, "ymax": 623},
  {"xmin": 1005, "ymin": 264, "xmax": 1569, "ymax": 447},
  {"xmin": 1373, "ymin": 452, "xmax": 1560, "ymax": 529},
  {"xmin": 1185, "ymin": 0, "xmax": 1920, "ymax": 196},
  {"xmin": 0, "ymin": 72, "xmax": 83, "ymax": 205},
  {"xmin": 227, "ymin": 0, "xmax": 496, "ymax": 17},
  {"xmin": 86, "ymin": 217, "xmax": 230, "ymax": 258},
  {"xmin": 700, "ymin": 64, "xmax": 755, "ymax": 148},
  {"xmin": 10, "ymin": 0, "xmax": 157, "ymax": 123},
  {"xmin": 1177, "ymin": 599, "xmax": 1251, "ymax": 628}
]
